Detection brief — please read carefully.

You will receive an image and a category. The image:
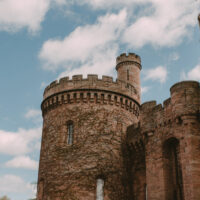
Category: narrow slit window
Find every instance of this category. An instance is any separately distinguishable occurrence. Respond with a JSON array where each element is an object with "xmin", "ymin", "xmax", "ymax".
[
  {"xmin": 67, "ymin": 122, "xmax": 73, "ymax": 145},
  {"xmin": 67, "ymin": 94, "xmax": 70, "ymax": 103},
  {"xmin": 96, "ymin": 178, "xmax": 104, "ymax": 200},
  {"xmin": 94, "ymin": 93, "xmax": 98, "ymax": 103},
  {"xmin": 108, "ymin": 95, "xmax": 111, "ymax": 103},
  {"xmin": 87, "ymin": 93, "xmax": 91, "ymax": 101},
  {"xmin": 80, "ymin": 93, "xmax": 83, "ymax": 101},
  {"xmin": 120, "ymin": 98, "xmax": 123, "ymax": 106},
  {"xmin": 114, "ymin": 96, "xmax": 117, "ymax": 104},
  {"xmin": 127, "ymin": 69, "xmax": 129, "ymax": 81}
]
